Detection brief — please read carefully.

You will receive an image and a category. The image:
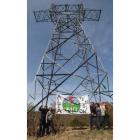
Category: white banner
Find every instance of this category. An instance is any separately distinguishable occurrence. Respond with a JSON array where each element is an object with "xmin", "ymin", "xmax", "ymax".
[{"xmin": 56, "ymin": 94, "xmax": 90, "ymax": 114}]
